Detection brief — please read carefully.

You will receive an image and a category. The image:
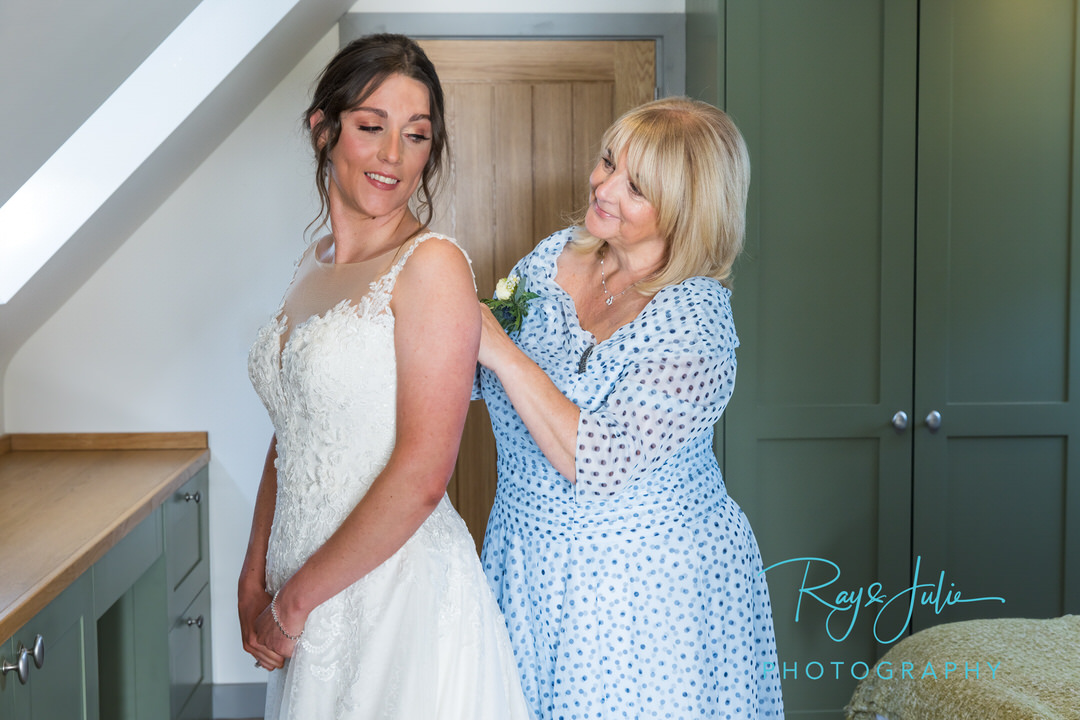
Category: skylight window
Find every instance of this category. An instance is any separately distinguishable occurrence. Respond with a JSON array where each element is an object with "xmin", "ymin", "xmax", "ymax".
[{"xmin": 0, "ymin": 0, "xmax": 304, "ymax": 304}]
